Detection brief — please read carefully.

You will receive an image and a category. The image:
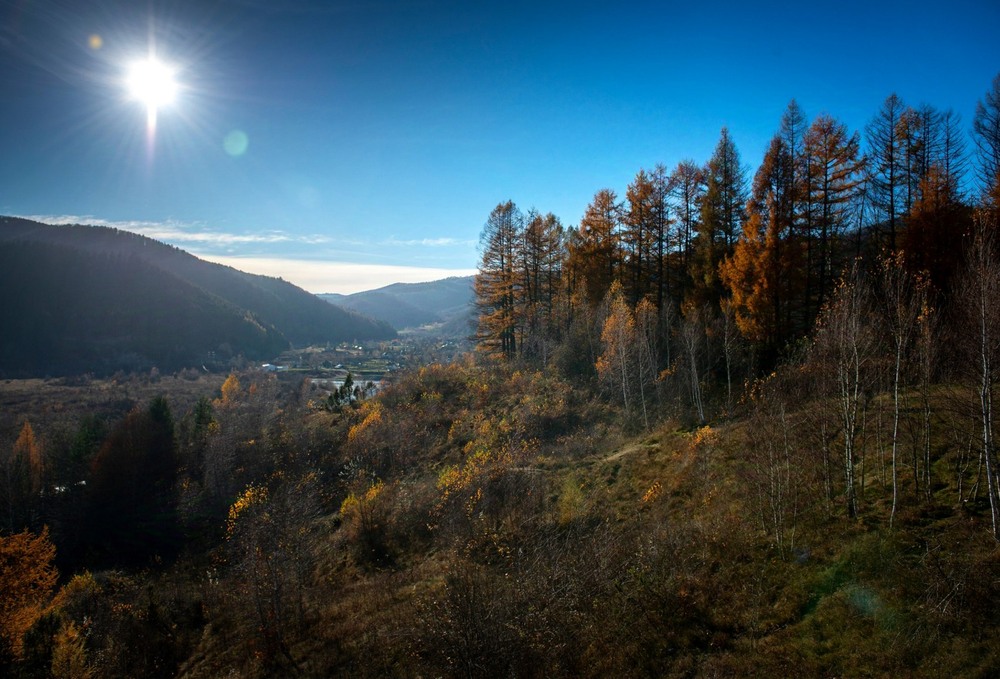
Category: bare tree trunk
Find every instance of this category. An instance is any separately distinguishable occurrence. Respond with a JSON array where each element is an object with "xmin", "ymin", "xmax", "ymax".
[
  {"xmin": 816, "ymin": 268, "xmax": 873, "ymax": 520},
  {"xmin": 685, "ymin": 324, "xmax": 705, "ymax": 424},
  {"xmin": 964, "ymin": 222, "xmax": 1000, "ymax": 539}
]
